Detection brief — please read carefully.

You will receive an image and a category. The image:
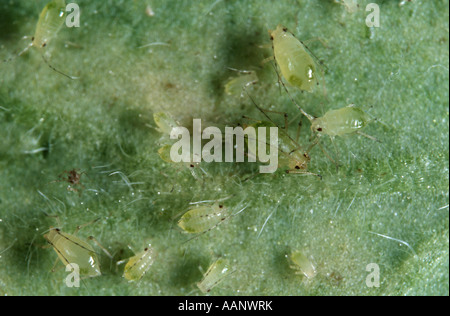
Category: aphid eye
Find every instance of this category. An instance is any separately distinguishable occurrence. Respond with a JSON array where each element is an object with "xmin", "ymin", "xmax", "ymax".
[
  {"xmin": 270, "ymin": 36, "xmax": 274, "ymax": 41},
  {"xmin": 42, "ymin": 43, "xmax": 47, "ymax": 47},
  {"xmin": 317, "ymin": 127, "xmax": 323, "ymax": 132},
  {"xmin": 219, "ymin": 205, "xmax": 223, "ymax": 208},
  {"xmin": 282, "ymin": 27, "xmax": 288, "ymax": 32},
  {"xmin": 295, "ymin": 166, "xmax": 300, "ymax": 170},
  {"xmin": 144, "ymin": 248, "xmax": 148, "ymax": 251},
  {"xmin": 190, "ymin": 164, "xmax": 194, "ymax": 168}
]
